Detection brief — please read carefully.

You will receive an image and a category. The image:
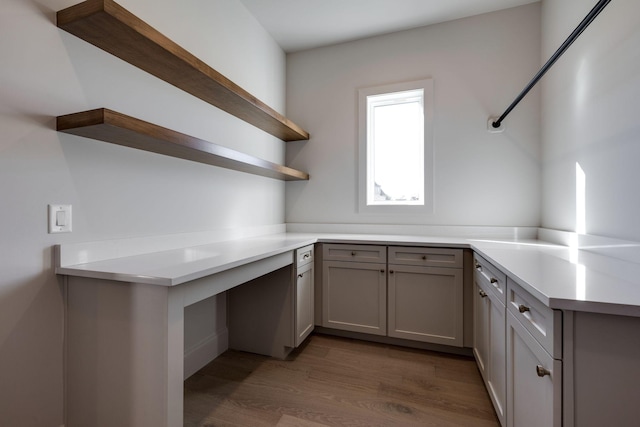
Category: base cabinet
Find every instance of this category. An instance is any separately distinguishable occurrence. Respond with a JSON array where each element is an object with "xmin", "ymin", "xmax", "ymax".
[
  {"xmin": 474, "ymin": 255, "xmax": 507, "ymax": 425},
  {"xmin": 388, "ymin": 264, "xmax": 463, "ymax": 346},
  {"xmin": 322, "ymin": 259, "xmax": 387, "ymax": 335},
  {"xmin": 295, "ymin": 248, "xmax": 315, "ymax": 346},
  {"xmin": 322, "ymin": 244, "xmax": 464, "ymax": 346},
  {"xmin": 507, "ymin": 311, "xmax": 562, "ymax": 427},
  {"xmin": 229, "ymin": 245, "xmax": 315, "ymax": 358},
  {"xmin": 505, "ymin": 278, "xmax": 562, "ymax": 427}
]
